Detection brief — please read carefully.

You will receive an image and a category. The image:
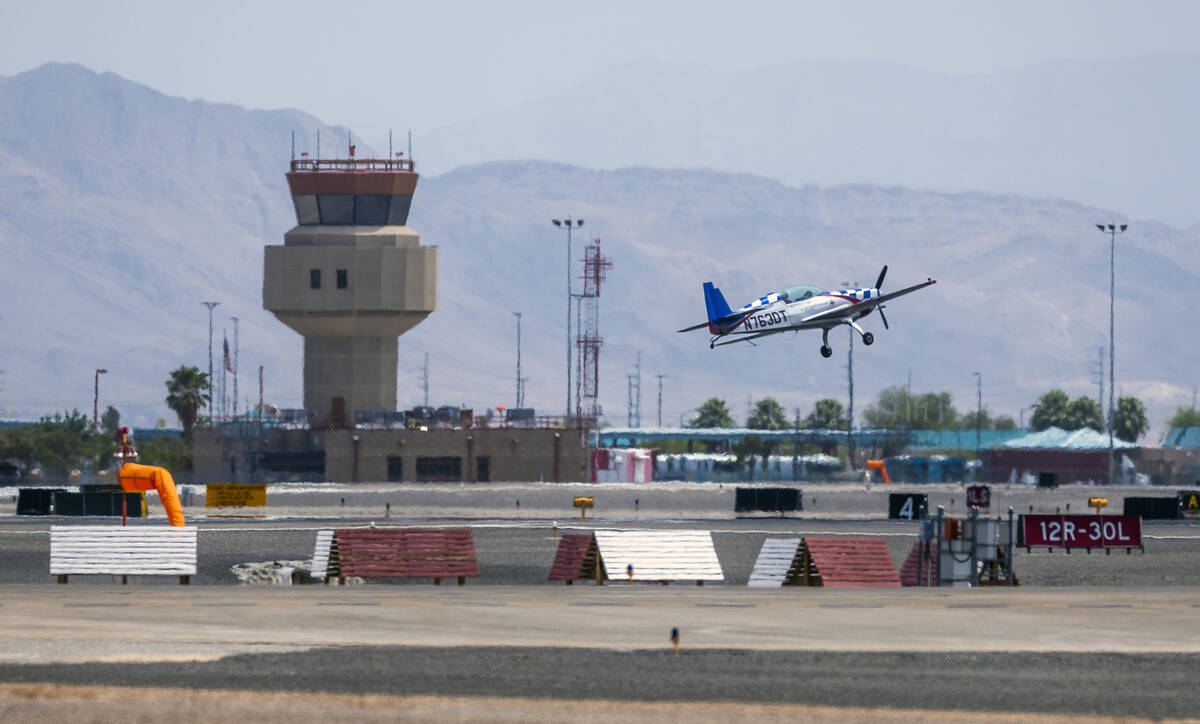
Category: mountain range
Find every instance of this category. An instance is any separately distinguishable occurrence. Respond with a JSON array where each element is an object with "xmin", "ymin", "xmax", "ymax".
[
  {"xmin": 1, "ymin": 63, "xmax": 1196, "ymax": 440},
  {"xmin": 417, "ymin": 55, "xmax": 1200, "ymax": 229}
]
